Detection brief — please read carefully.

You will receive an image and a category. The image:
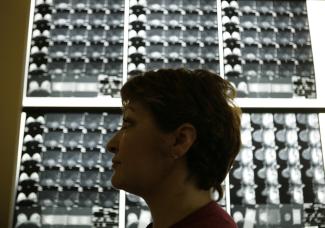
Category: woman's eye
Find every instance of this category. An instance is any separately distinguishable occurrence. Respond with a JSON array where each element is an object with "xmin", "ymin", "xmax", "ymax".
[{"xmin": 121, "ymin": 119, "xmax": 132, "ymax": 129}]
